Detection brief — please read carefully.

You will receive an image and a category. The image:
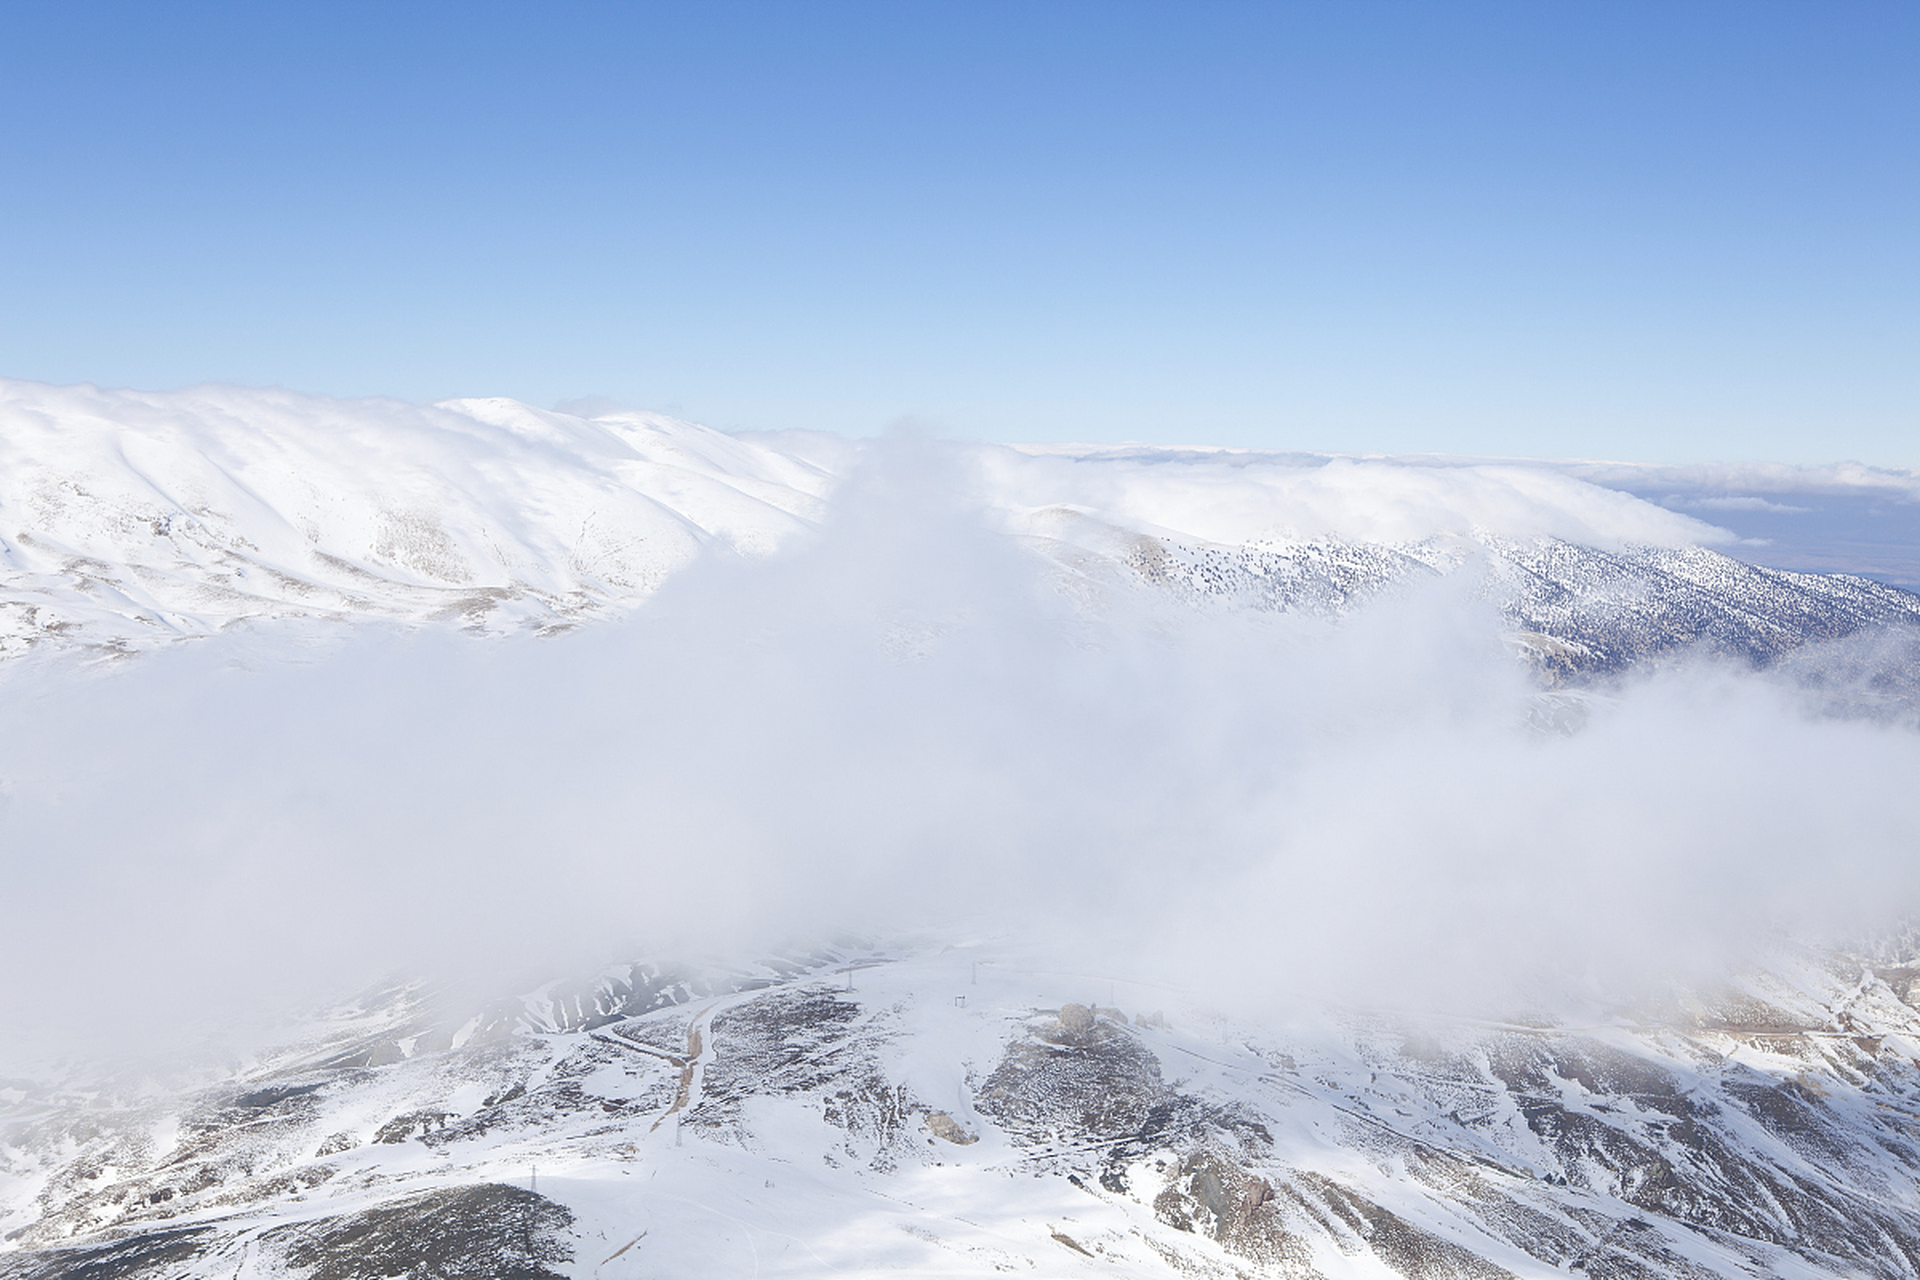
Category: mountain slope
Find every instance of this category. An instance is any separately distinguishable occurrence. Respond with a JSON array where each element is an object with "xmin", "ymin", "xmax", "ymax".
[
  {"xmin": 7, "ymin": 382, "xmax": 1920, "ymax": 1277},
  {"xmin": 7, "ymin": 943, "xmax": 1920, "ymax": 1279},
  {"xmin": 0, "ymin": 381, "xmax": 829, "ymax": 656},
  {"xmin": 4, "ymin": 379, "xmax": 1918, "ymax": 679}
]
